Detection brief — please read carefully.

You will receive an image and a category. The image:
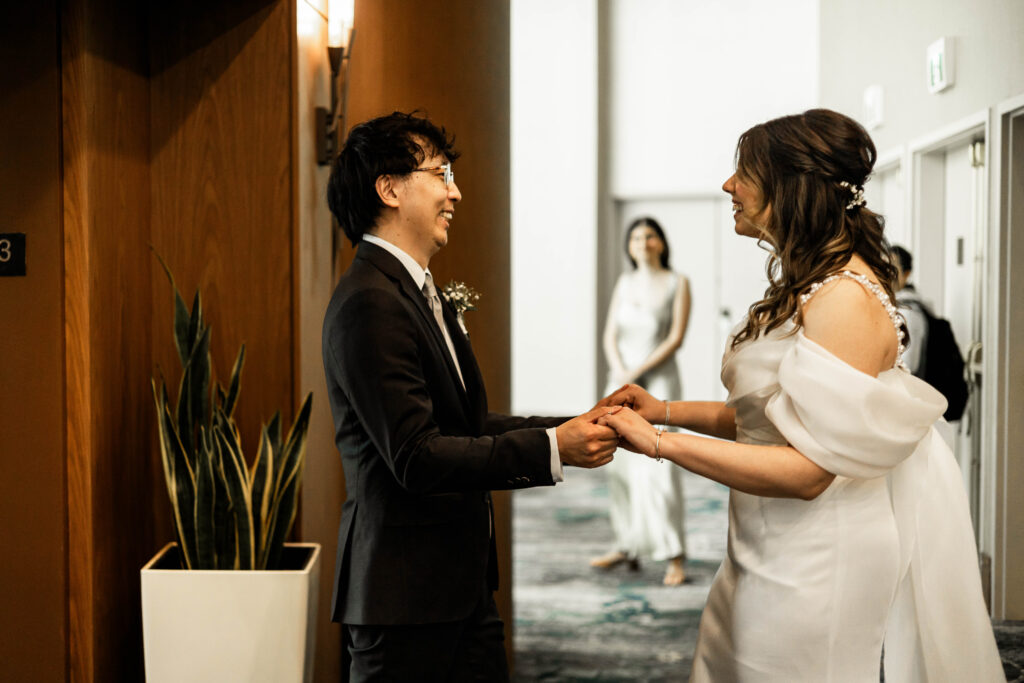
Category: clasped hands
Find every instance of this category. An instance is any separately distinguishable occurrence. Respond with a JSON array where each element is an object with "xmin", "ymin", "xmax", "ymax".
[{"xmin": 556, "ymin": 384, "xmax": 667, "ymax": 468}]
